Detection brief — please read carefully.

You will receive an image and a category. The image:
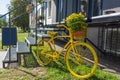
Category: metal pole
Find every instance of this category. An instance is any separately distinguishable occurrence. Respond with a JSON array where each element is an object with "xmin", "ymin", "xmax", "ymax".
[
  {"xmin": 42, "ymin": 2, "xmax": 44, "ymax": 25},
  {"xmin": 44, "ymin": 2, "xmax": 47, "ymax": 25},
  {"xmin": 9, "ymin": 12, "xmax": 11, "ymax": 67},
  {"xmin": 36, "ymin": 0, "xmax": 38, "ymax": 45},
  {"xmin": 45, "ymin": 2, "xmax": 47, "ymax": 25},
  {"xmin": 100, "ymin": 0, "xmax": 103, "ymax": 15},
  {"xmin": 87, "ymin": 0, "xmax": 94, "ymax": 22}
]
